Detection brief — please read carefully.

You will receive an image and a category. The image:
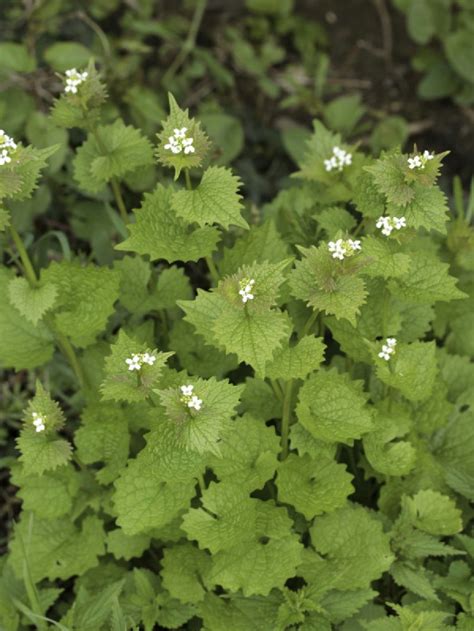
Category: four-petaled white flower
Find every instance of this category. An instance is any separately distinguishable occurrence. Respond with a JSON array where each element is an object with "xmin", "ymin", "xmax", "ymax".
[
  {"xmin": 328, "ymin": 238, "xmax": 361, "ymax": 260},
  {"xmin": 239, "ymin": 278, "xmax": 255, "ymax": 304},
  {"xmin": 180, "ymin": 384, "xmax": 203, "ymax": 412},
  {"xmin": 164, "ymin": 127, "xmax": 196, "ymax": 155},
  {"xmin": 0, "ymin": 130, "xmax": 17, "ymax": 166},
  {"xmin": 32, "ymin": 412, "xmax": 46, "ymax": 433},
  {"xmin": 376, "ymin": 215, "xmax": 407, "ymax": 237},
  {"xmin": 378, "ymin": 337, "xmax": 397, "ymax": 361},
  {"xmin": 408, "ymin": 150, "xmax": 434, "ymax": 170},
  {"xmin": 324, "ymin": 146, "xmax": 352, "ymax": 172},
  {"xmin": 125, "ymin": 352, "xmax": 156, "ymax": 372},
  {"xmin": 64, "ymin": 68, "xmax": 88, "ymax": 94}
]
